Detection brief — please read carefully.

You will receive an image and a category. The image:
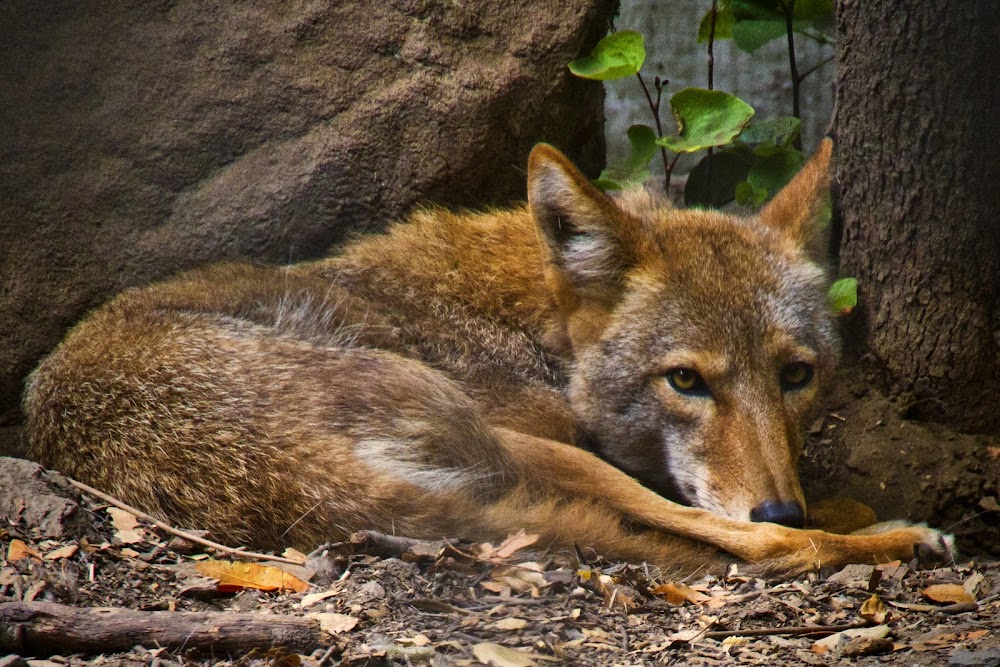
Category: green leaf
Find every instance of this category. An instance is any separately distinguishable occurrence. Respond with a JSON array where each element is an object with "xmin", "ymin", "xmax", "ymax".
[
  {"xmin": 684, "ymin": 151, "xmax": 751, "ymax": 208},
  {"xmin": 568, "ymin": 31, "xmax": 645, "ymax": 81},
  {"xmin": 656, "ymin": 89, "xmax": 755, "ymax": 153},
  {"xmin": 828, "ymin": 277, "xmax": 858, "ymax": 316},
  {"xmin": 746, "ymin": 146, "xmax": 806, "ymax": 196},
  {"xmin": 735, "ymin": 181, "xmax": 769, "ymax": 206},
  {"xmin": 594, "ymin": 125, "xmax": 659, "ymax": 190},
  {"xmin": 732, "ymin": 18, "xmax": 788, "ymax": 52},
  {"xmin": 731, "ymin": 0, "xmax": 832, "ymax": 21},
  {"xmin": 697, "ymin": 6, "xmax": 736, "ymax": 42},
  {"xmin": 737, "ymin": 117, "xmax": 801, "ymax": 156}
]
